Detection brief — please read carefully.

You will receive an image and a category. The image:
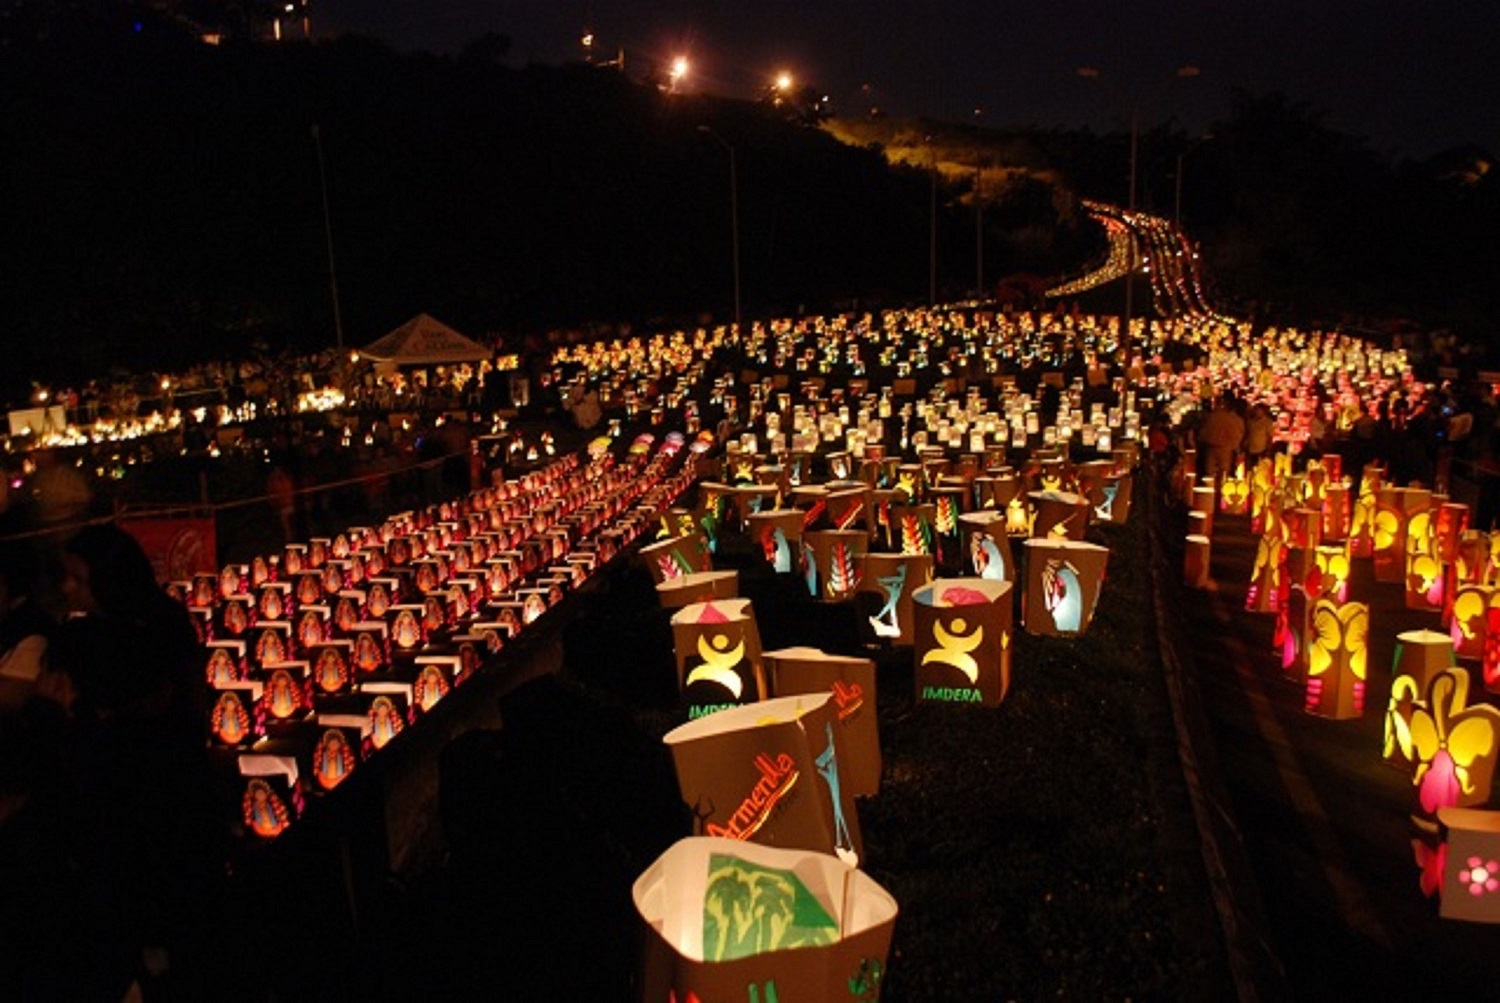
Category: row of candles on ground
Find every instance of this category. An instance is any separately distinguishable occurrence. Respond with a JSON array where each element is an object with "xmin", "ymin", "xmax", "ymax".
[
  {"xmin": 186, "ymin": 432, "xmax": 705, "ymax": 840},
  {"xmin": 1180, "ymin": 449, "xmax": 1500, "ymax": 920}
]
